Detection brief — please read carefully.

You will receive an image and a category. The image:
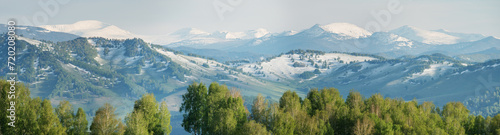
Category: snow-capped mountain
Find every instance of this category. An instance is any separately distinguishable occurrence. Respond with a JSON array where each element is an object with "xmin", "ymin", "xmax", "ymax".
[
  {"xmin": 299, "ymin": 23, "xmax": 372, "ymax": 39},
  {"xmin": 40, "ymin": 20, "xmax": 138, "ymax": 39},
  {"xmin": 433, "ymin": 29, "xmax": 486, "ymax": 42},
  {"xmin": 13, "ymin": 20, "xmax": 498, "ymax": 62},
  {"xmin": 389, "ymin": 25, "xmax": 460, "ymax": 44},
  {"xmin": 389, "ymin": 25, "xmax": 487, "ymax": 45}
]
